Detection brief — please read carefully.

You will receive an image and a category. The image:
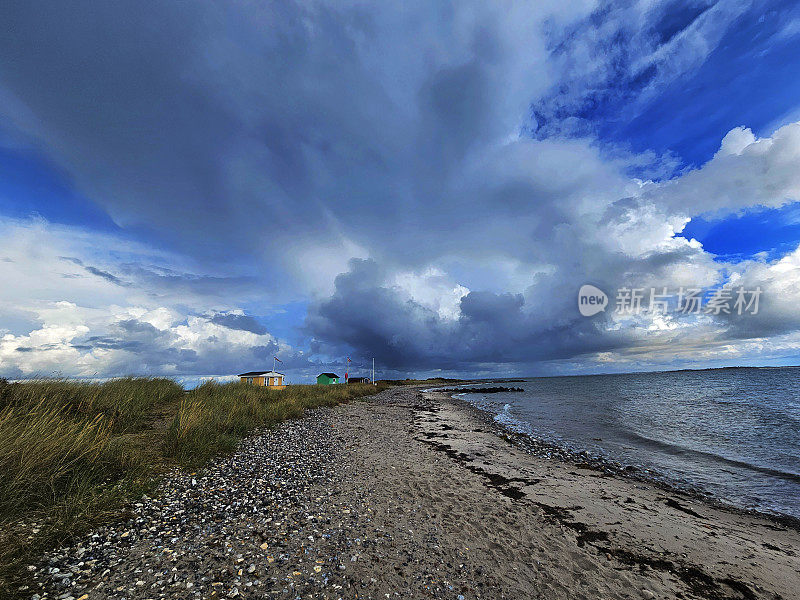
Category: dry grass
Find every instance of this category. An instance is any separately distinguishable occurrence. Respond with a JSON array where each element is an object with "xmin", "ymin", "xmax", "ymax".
[
  {"xmin": 164, "ymin": 381, "xmax": 389, "ymax": 467},
  {"xmin": 0, "ymin": 405, "xmax": 112, "ymax": 518},
  {"xmin": 0, "ymin": 377, "xmax": 386, "ymax": 597},
  {"xmin": 0, "ymin": 377, "xmax": 183, "ymax": 432},
  {"xmin": 0, "ymin": 377, "xmax": 183, "ymax": 597}
]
